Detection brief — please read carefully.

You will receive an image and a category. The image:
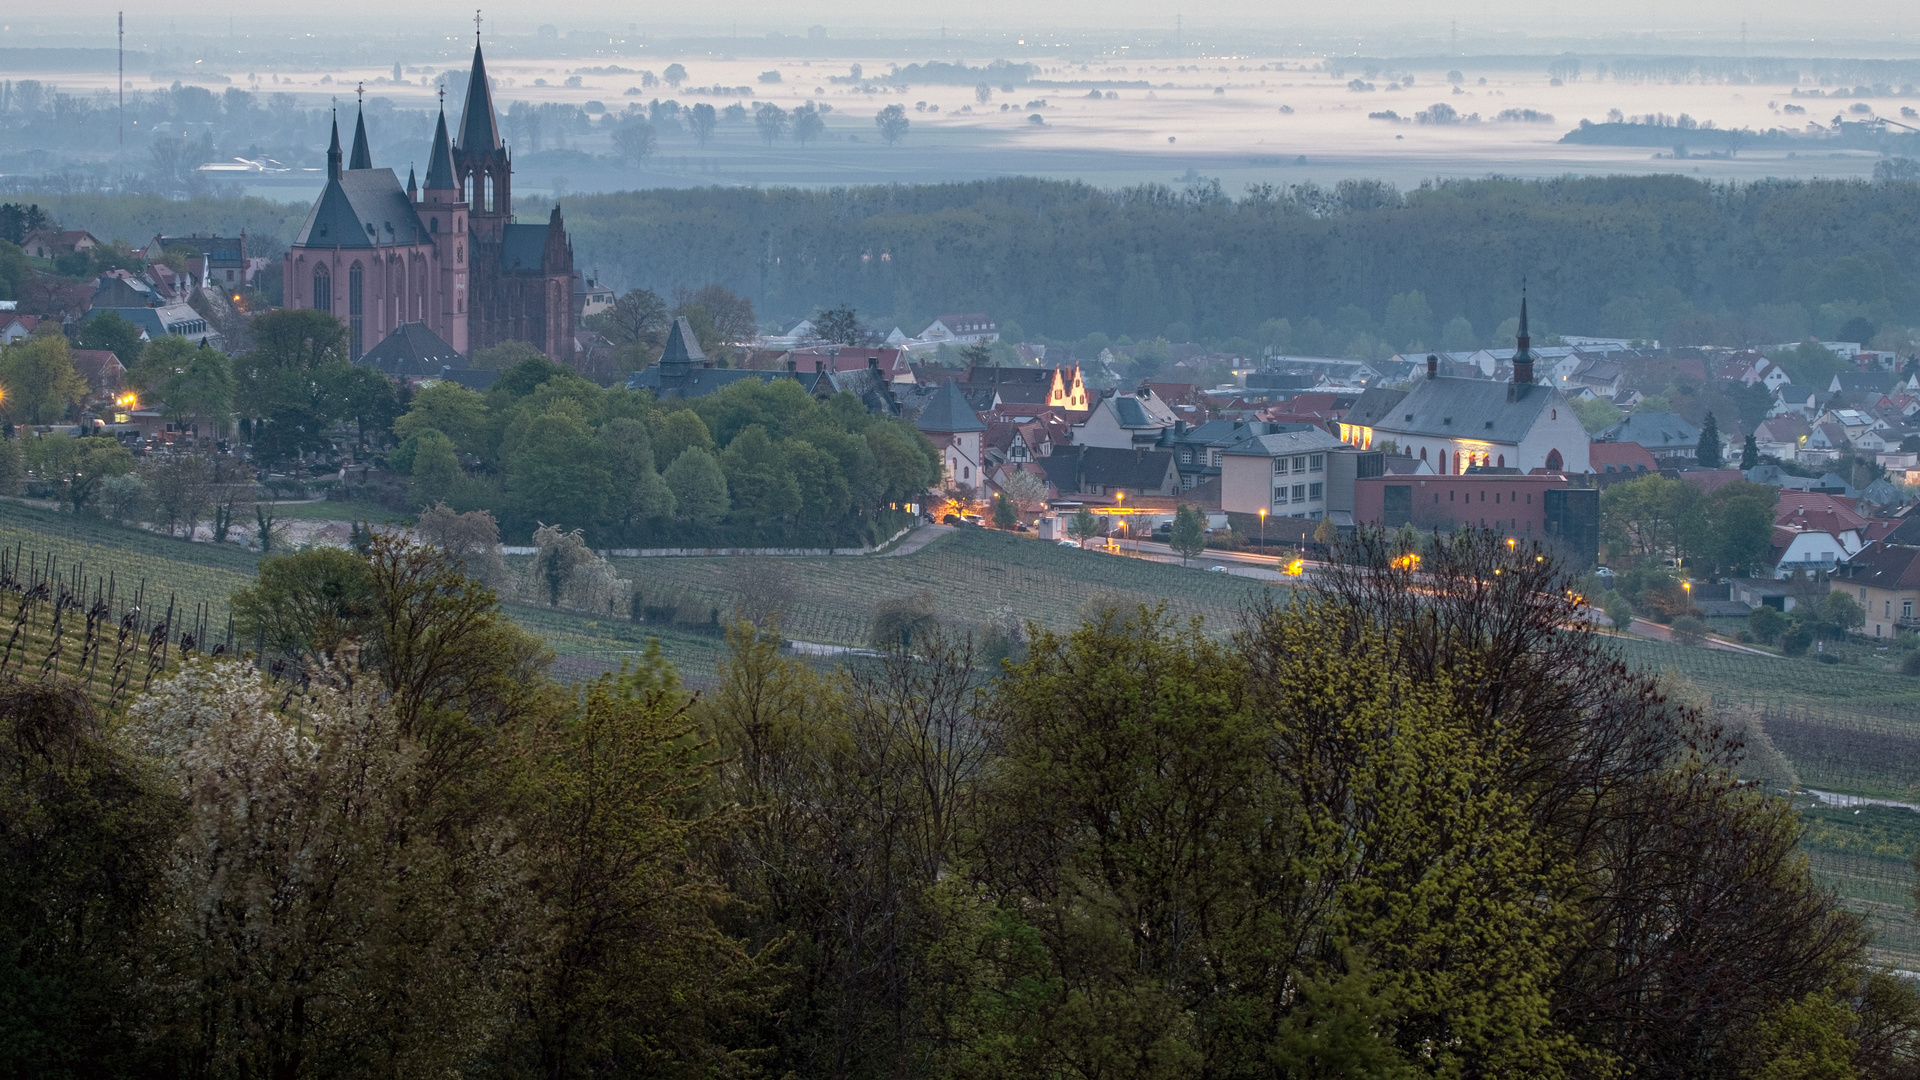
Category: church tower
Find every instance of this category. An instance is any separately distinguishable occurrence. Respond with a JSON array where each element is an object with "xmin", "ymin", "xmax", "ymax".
[
  {"xmin": 420, "ymin": 95, "xmax": 470, "ymax": 354},
  {"xmin": 454, "ymin": 33, "xmax": 510, "ymax": 243}
]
